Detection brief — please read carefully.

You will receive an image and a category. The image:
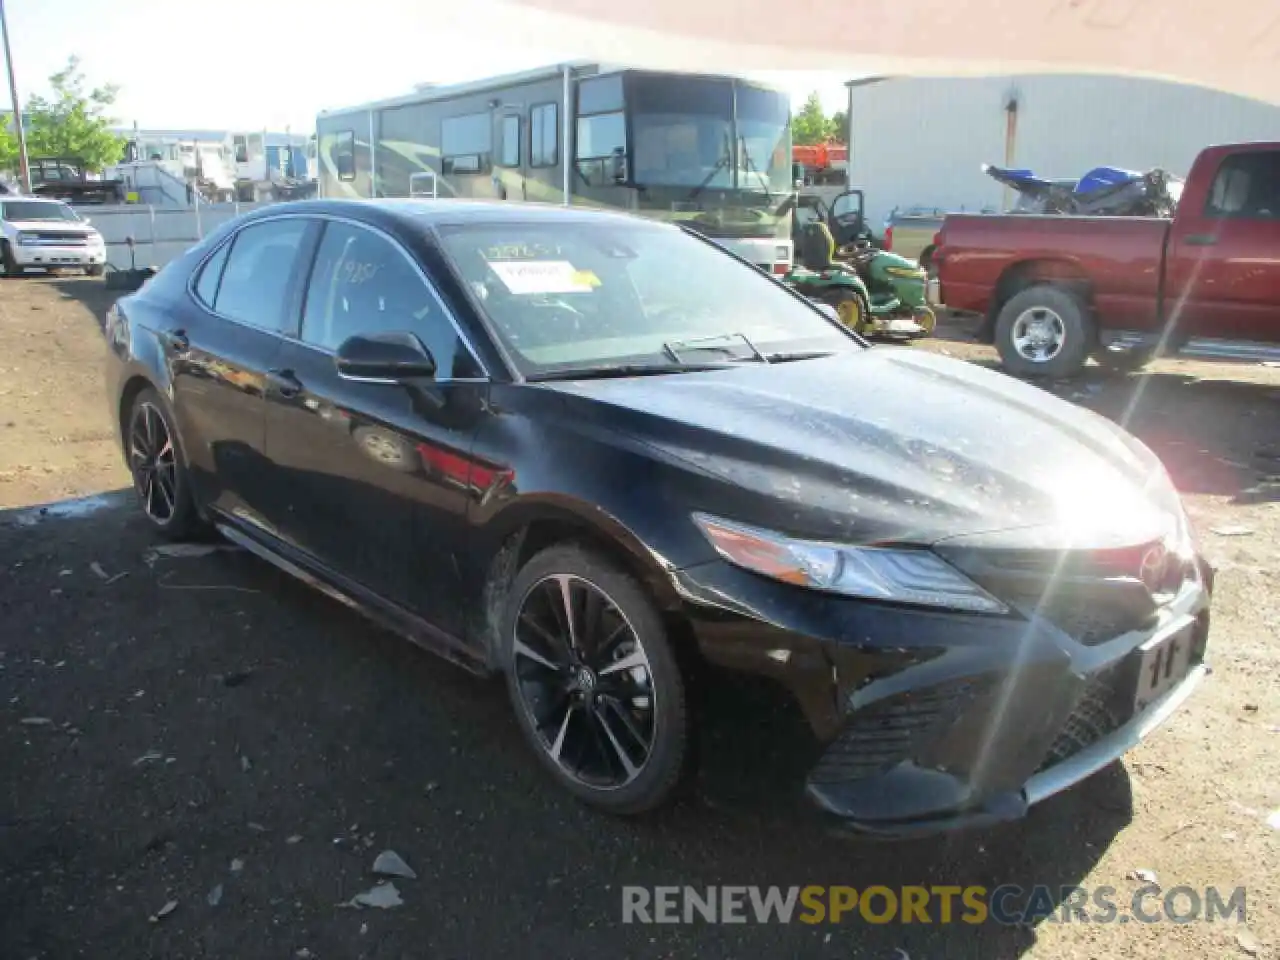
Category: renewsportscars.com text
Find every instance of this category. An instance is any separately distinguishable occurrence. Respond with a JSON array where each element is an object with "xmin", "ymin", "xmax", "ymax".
[{"xmin": 621, "ymin": 885, "xmax": 1248, "ymax": 926}]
